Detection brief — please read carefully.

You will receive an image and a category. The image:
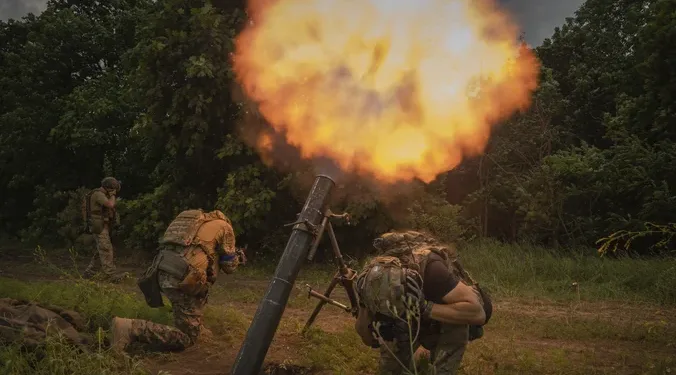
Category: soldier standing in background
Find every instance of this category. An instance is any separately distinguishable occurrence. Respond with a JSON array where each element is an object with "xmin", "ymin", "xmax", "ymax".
[
  {"xmin": 111, "ymin": 209, "xmax": 246, "ymax": 352},
  {"xmin": 83, "ymin": 177, "xmax": 123, "ymax": 282}
]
